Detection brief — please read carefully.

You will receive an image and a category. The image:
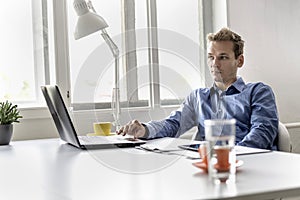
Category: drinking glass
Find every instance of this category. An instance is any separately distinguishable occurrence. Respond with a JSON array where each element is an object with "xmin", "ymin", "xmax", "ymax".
[{"xmin": 204, "ymin": 119, "xmax": 236, "ymax": 184}]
